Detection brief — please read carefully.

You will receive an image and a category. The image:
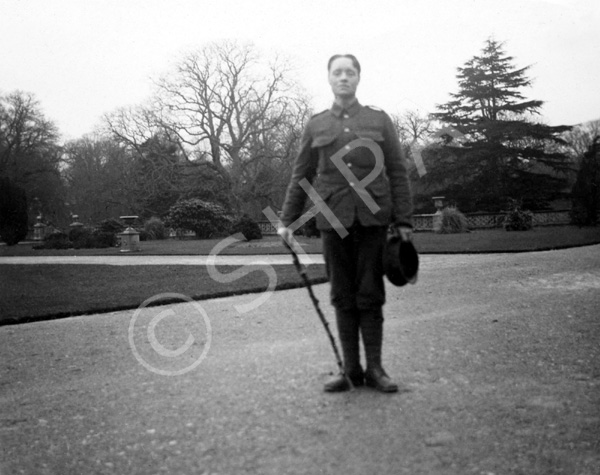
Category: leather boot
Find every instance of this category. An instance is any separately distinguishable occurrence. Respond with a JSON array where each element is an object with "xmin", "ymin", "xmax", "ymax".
[
  {"xmin": 360, "ymin": 308, "xmax": 398, "ymax": 393},
  {"xmin": 324, "ymin": 308, "xmax": 364, "ymax": 392}
]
